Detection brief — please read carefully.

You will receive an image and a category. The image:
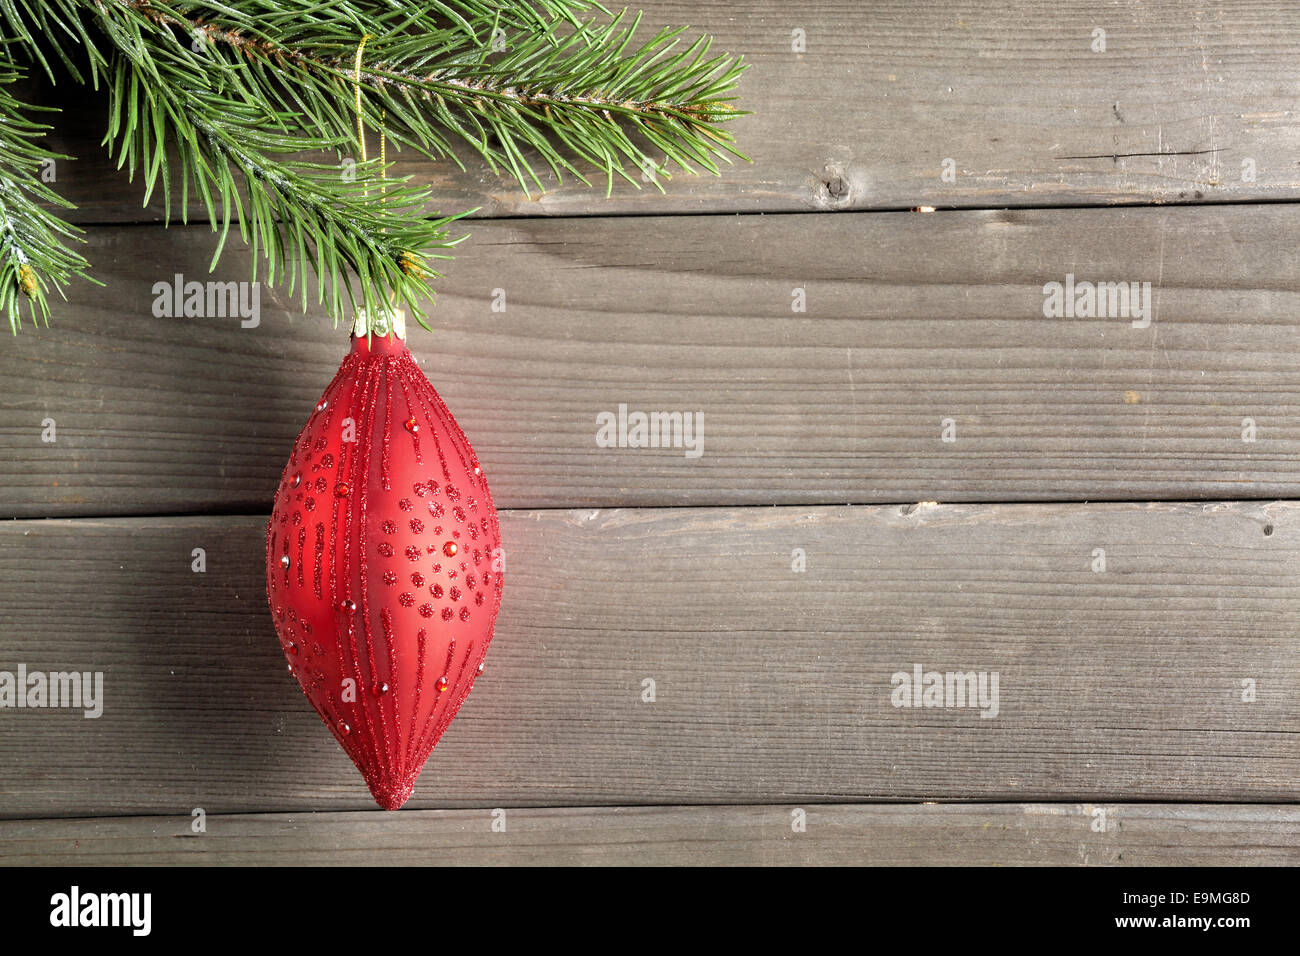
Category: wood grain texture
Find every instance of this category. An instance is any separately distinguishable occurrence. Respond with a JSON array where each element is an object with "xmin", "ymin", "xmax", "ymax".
[
  {"xmin": 23, "ymin": 1, "xmax": 1300, "ymax": 222},
  {"xmin": 0, "ymin": 502, "xmax": 1295, "ymax": 817},
  {"xmin": 2, "ymin": 803, "xmax": 1296, "ymax": 866},
  {"xmin": 4, "ymin": 204, "xmax": 1300, "ymax": 517}
]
